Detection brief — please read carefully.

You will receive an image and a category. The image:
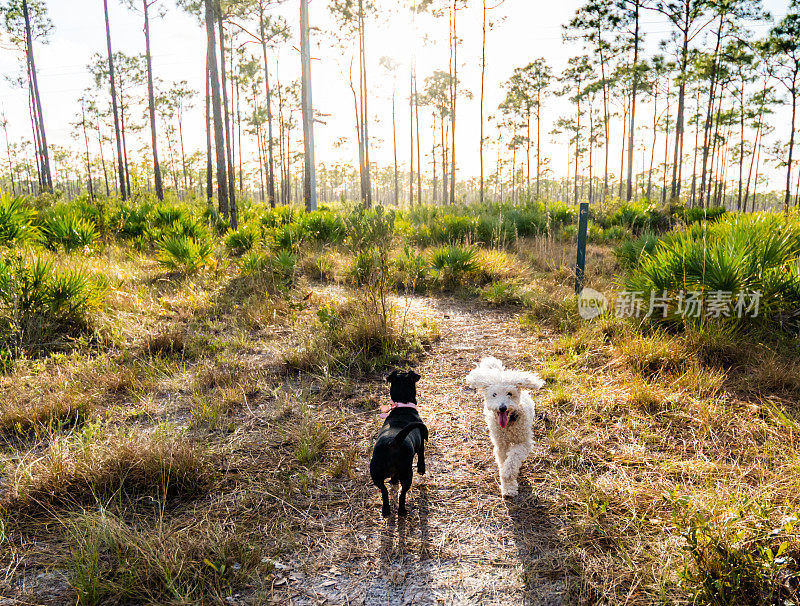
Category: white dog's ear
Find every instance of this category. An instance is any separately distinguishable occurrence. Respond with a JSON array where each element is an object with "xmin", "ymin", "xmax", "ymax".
[
  {"xmin": 479, "ymin": 356, "xmax": 504, "ymax": 371},
  {"xmin": 465, "ymin": 367, "xmax": 494, "ymax": 390},
  {"xmin": 507, "ymin": 370, "xmax": 545, "ymax": 391}
]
